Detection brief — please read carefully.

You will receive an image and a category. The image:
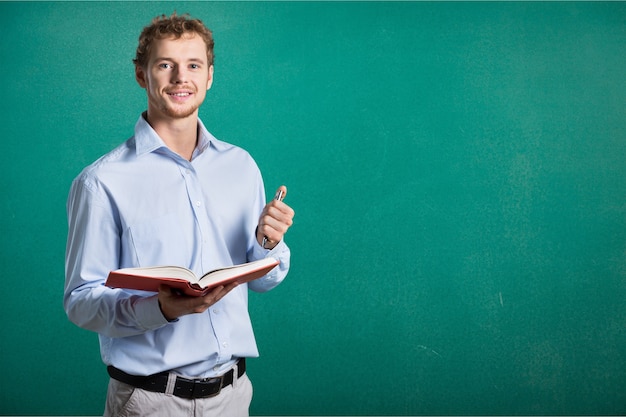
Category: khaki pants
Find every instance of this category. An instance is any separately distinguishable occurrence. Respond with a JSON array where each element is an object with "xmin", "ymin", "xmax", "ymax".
[{"xmin": 103, "ymin": 371, "xmax": 253, "ymax": 417}]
